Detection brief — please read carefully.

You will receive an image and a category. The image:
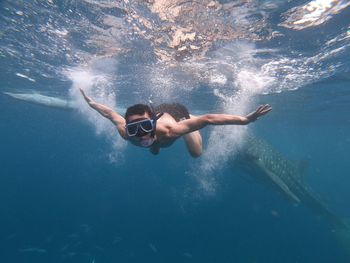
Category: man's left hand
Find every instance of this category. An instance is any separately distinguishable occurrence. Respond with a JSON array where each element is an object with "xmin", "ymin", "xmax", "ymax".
[{"xmin": 246, "ymin": 104, "xmax": 272, "ymax": 122}]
